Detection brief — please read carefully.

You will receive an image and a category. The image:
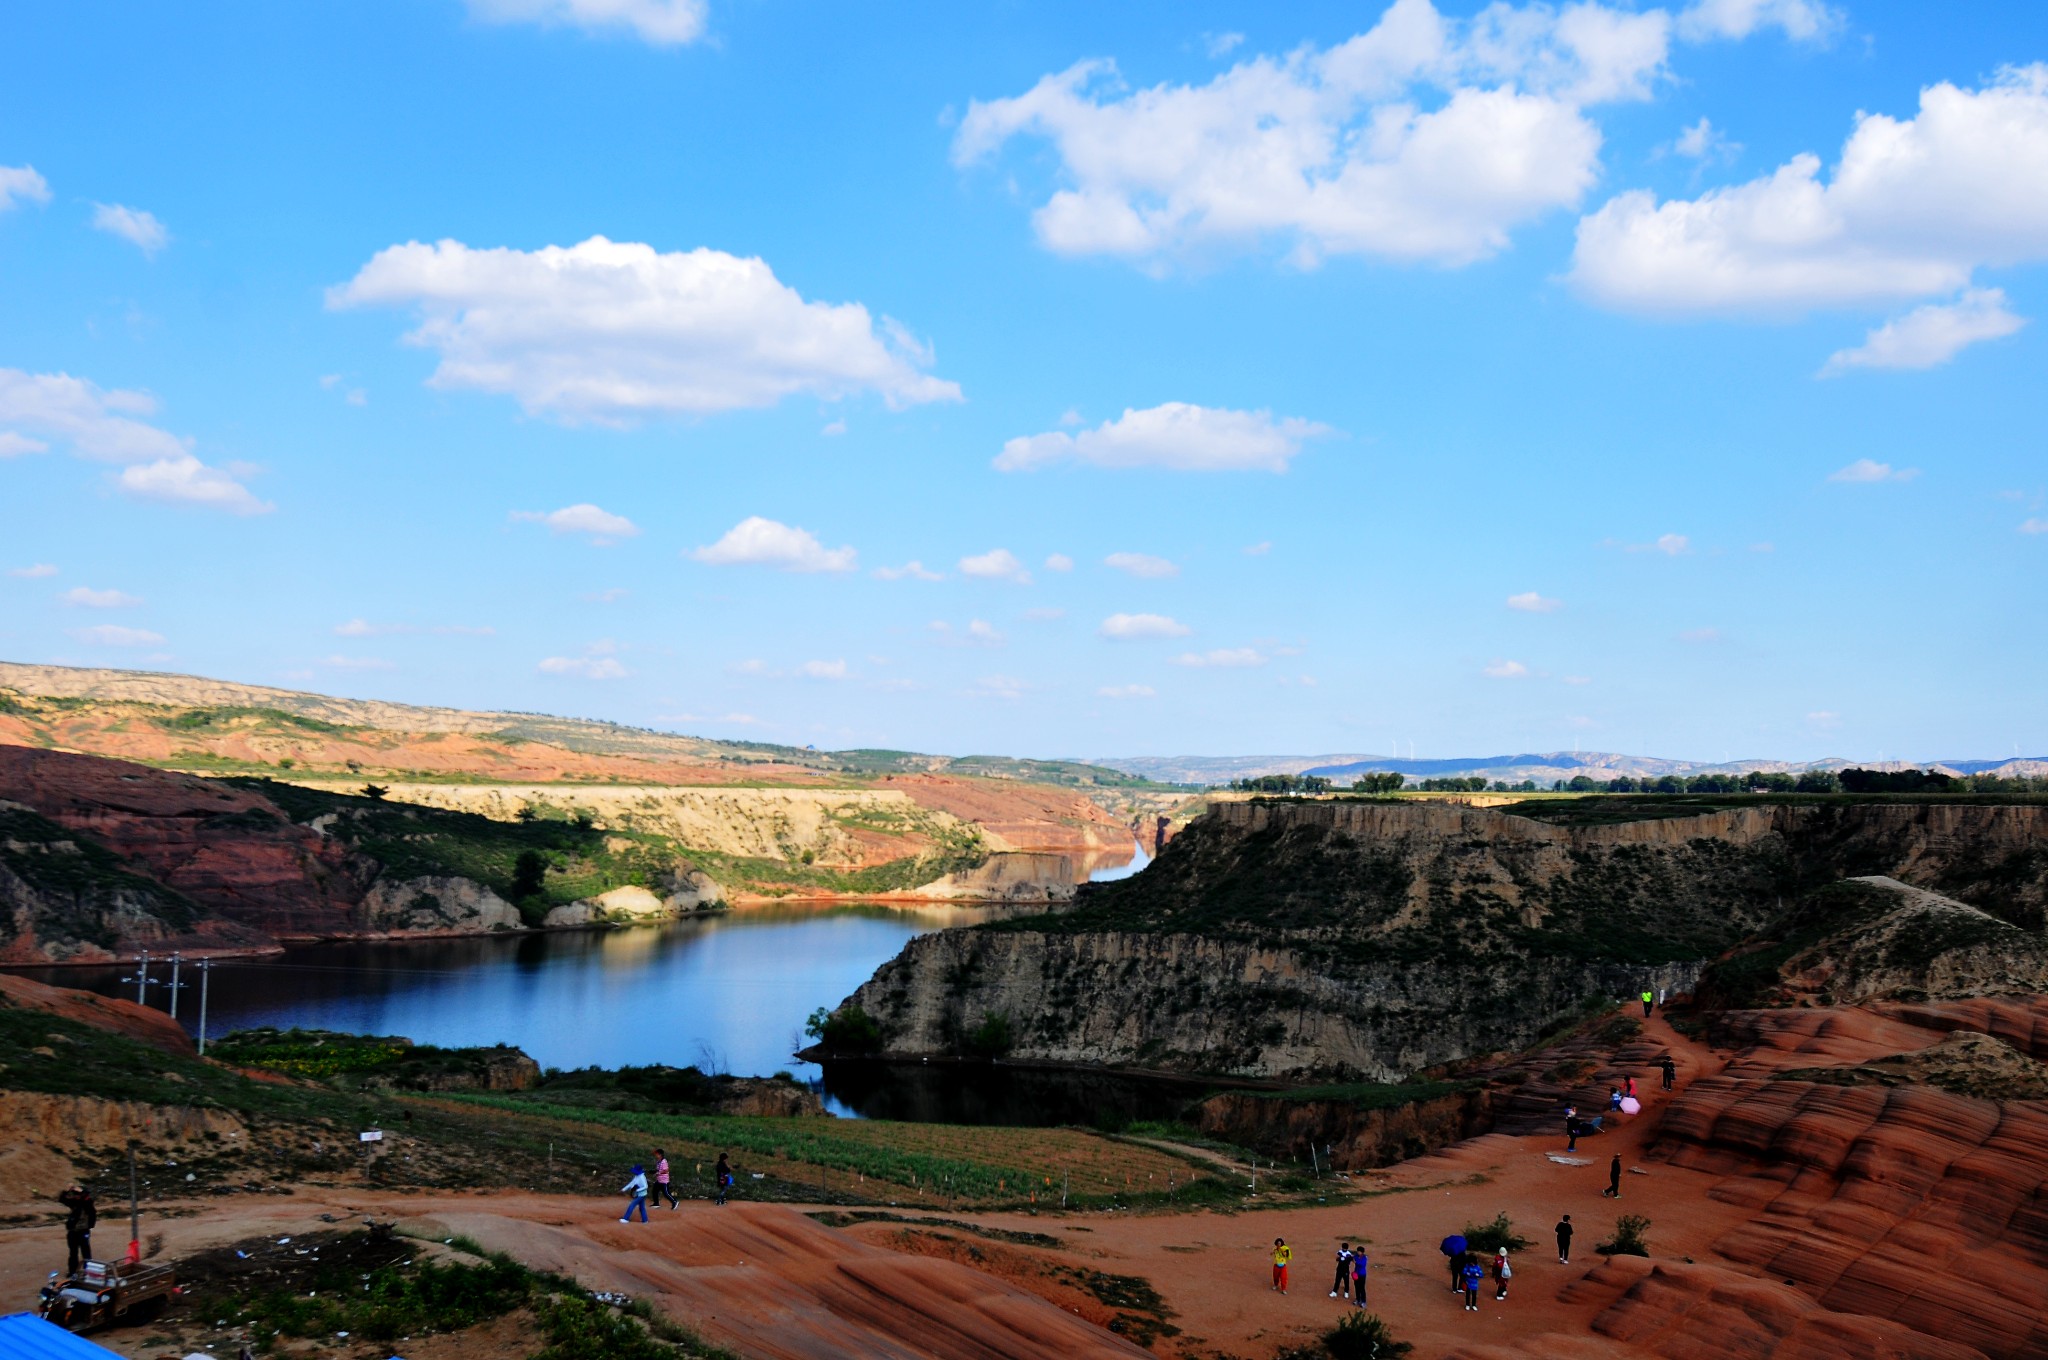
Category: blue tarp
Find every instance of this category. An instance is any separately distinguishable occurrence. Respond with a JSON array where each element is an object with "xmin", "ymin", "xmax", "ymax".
[{"xmin": 0, "ymin": 1313, "xmax": 124, "ymax": 1359}]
